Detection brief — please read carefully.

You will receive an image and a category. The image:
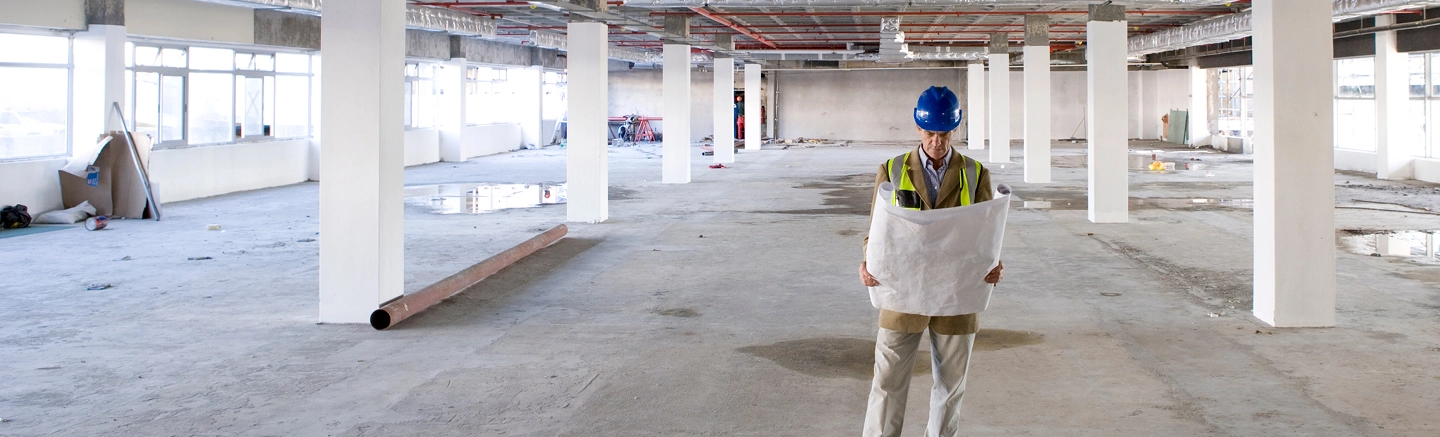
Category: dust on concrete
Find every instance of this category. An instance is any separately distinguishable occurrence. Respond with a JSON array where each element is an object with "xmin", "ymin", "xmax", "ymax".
[
  {"xmin": 655, "ymin": 308, "xmax": 699, "ymax": 318},
  {"xmin": 1093, "ymin": 237, "xmax": 1253, "ymax": 312},
  {"xmin": 739, "ymin": 330, "xmax": 1044, "ymax": 380},
  {"xmin": 609, "ymin": 186, "xmax": 640, "ymax": 201},
  {"xmin": 836, "ymin": 228, "xmax": 863, "ymax": 237},
  {"xmin": 773, "ymin": 173, "xmax": 874, "ymax": 216}
]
